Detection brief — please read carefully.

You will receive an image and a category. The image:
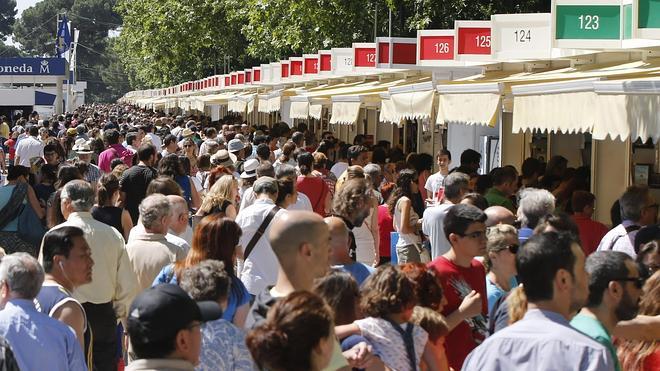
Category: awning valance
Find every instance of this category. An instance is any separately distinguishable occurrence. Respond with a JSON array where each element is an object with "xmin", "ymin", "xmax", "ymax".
[
  {"xmin": 390, "ymin": 90, "xmax": 435, "ymax": 121},
  {"xmin": 436, "ymin": 83, "xmax": 503, "ymax": 127},
  {"xmin": 309, "ymin": 104, "xmax": 323, "ymax": 120},
  {"xmin": 290, "ymin": 101, "xmax": 310, "ymax": 119},
  {"xmin": 330, "ymin": 97, "xmax": 361, "ymax": 125},
  {"xmin": 379, "ymin": 98, "xmax": 397, "ymax": 124}
]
